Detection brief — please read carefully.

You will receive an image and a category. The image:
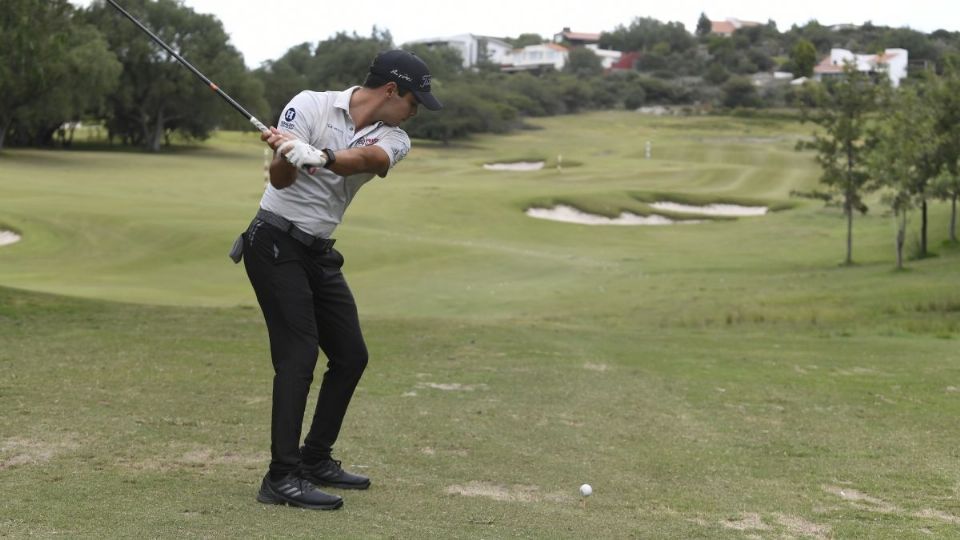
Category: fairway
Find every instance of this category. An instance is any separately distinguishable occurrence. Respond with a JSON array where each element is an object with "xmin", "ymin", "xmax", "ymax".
[{"xmin": 2, "ymin": 111, "xmax": 959, "ymax": 538}]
